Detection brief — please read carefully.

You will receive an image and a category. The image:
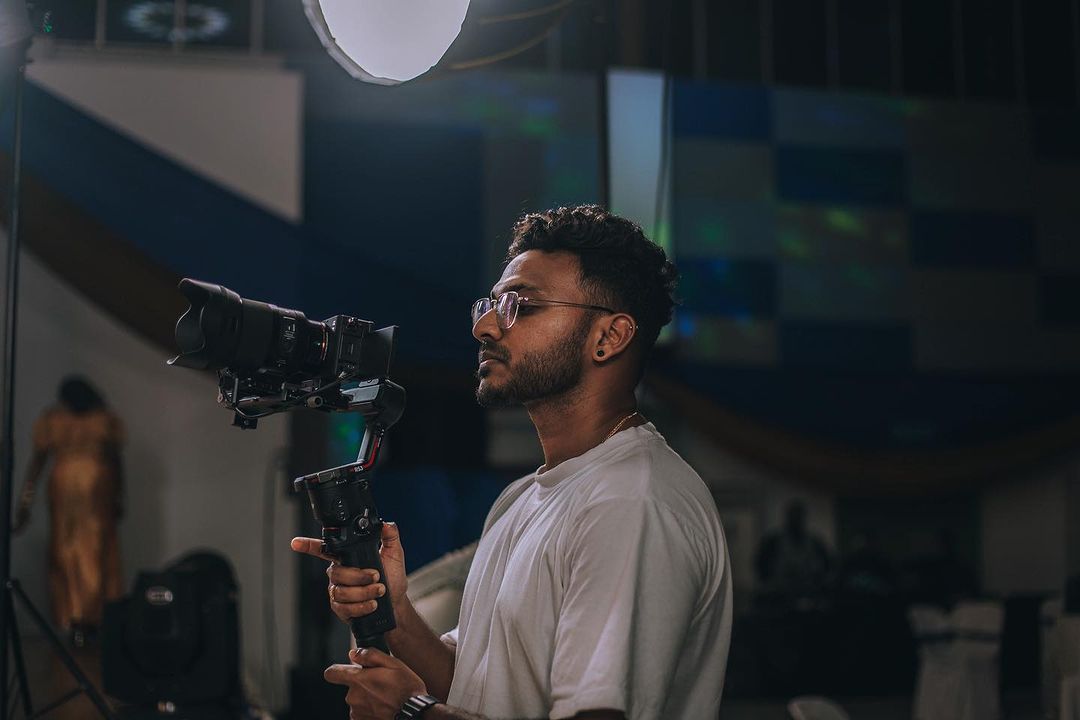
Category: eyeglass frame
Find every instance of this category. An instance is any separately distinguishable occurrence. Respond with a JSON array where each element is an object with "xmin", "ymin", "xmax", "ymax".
[{"xmin": 471, "ymin": 290, "xmax": 617, "ymax": 331}]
